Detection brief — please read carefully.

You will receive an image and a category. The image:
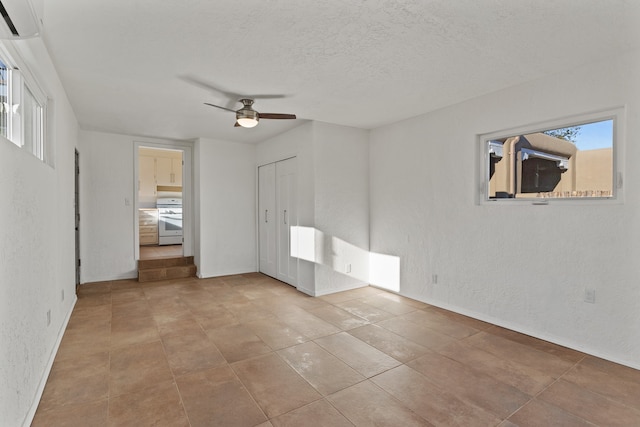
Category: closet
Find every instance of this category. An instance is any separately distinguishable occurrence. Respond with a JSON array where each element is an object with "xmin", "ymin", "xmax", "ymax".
[{"xmin": 258, "ymin": 157, "xmax": 297, "ymax": 286}]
